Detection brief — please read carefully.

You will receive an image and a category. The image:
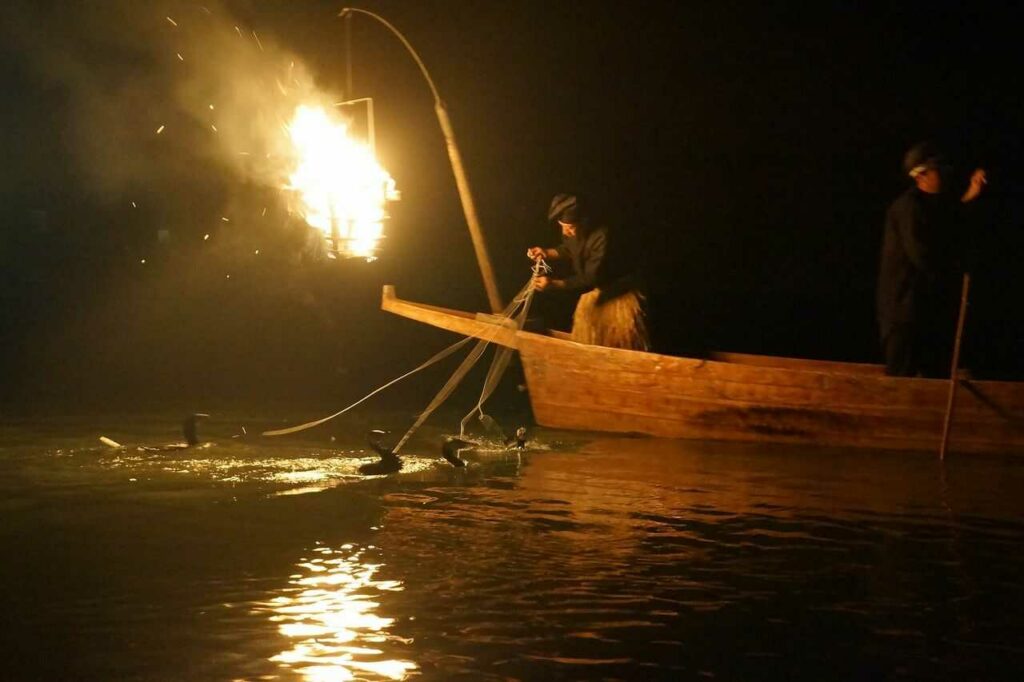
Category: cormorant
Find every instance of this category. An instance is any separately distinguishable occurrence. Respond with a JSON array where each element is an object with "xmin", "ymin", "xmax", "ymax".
[
  {"xmin": 101, "ymin": 413, "xmax": 209, "ymax": 451},
  {"xmin": 505, "ymin": 426, "xmax": 528, "ymax": 450},
  {"xmin": 478, "ymin": 415, "xmax": 528, "ymax": 449},
  {"xmin": 441, "ymin": 436, "xmax": 474, "ymax": 467},
  {"xmin": 359, "ymin": 429, "xmax": 402, "ymax": 475},
  {"xmin": 182, "ymin": 413, "xmax": 209, "ymax": 447},
  {"xmin": 140, "ymin": 413, "xmax": 210, "ymax": 451}
]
